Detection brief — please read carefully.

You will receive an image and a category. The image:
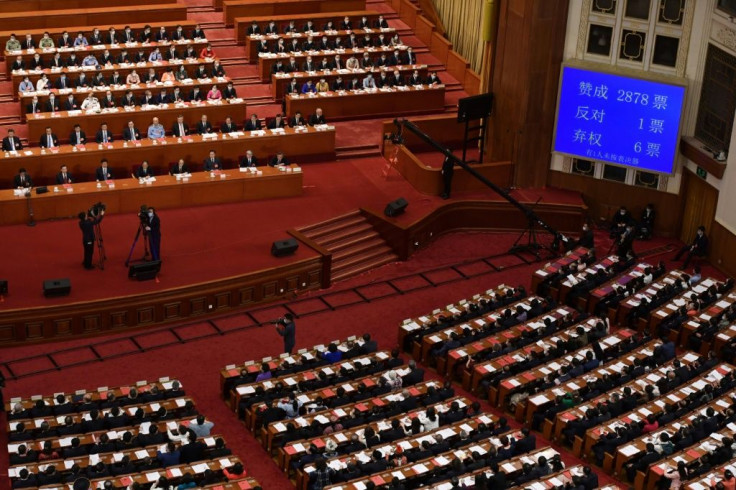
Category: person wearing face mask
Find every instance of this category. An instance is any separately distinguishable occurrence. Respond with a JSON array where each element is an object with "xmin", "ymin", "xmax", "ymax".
[
  {"xmin": 674, "ymin": 225, "xmax": 708, "ymax": 268},
  {"xmin": 79, "ymin": 207, "xmax": 105, "ymax": 270},
  {"xmin": 144, "ymin": 207, "xmax": 161, "ymax": 261},
  {"xmin": 576, "ymin": 222, "xmax": 594, "ymax": 249},
  {"xmin": 610, "ymin": 206, "xmax": 631, "ymax": 238}
]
